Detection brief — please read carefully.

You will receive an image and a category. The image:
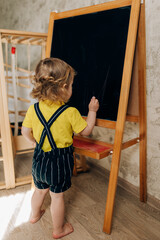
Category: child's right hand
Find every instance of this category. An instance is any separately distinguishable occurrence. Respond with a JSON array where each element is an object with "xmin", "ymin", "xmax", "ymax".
[
  {"xmin": 88, "ymin": 96, "xmax": 99, "ymax": 112},
  {"xmin": 80, "ymin": 97, "xmax": 99, "ymax": 136}
]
